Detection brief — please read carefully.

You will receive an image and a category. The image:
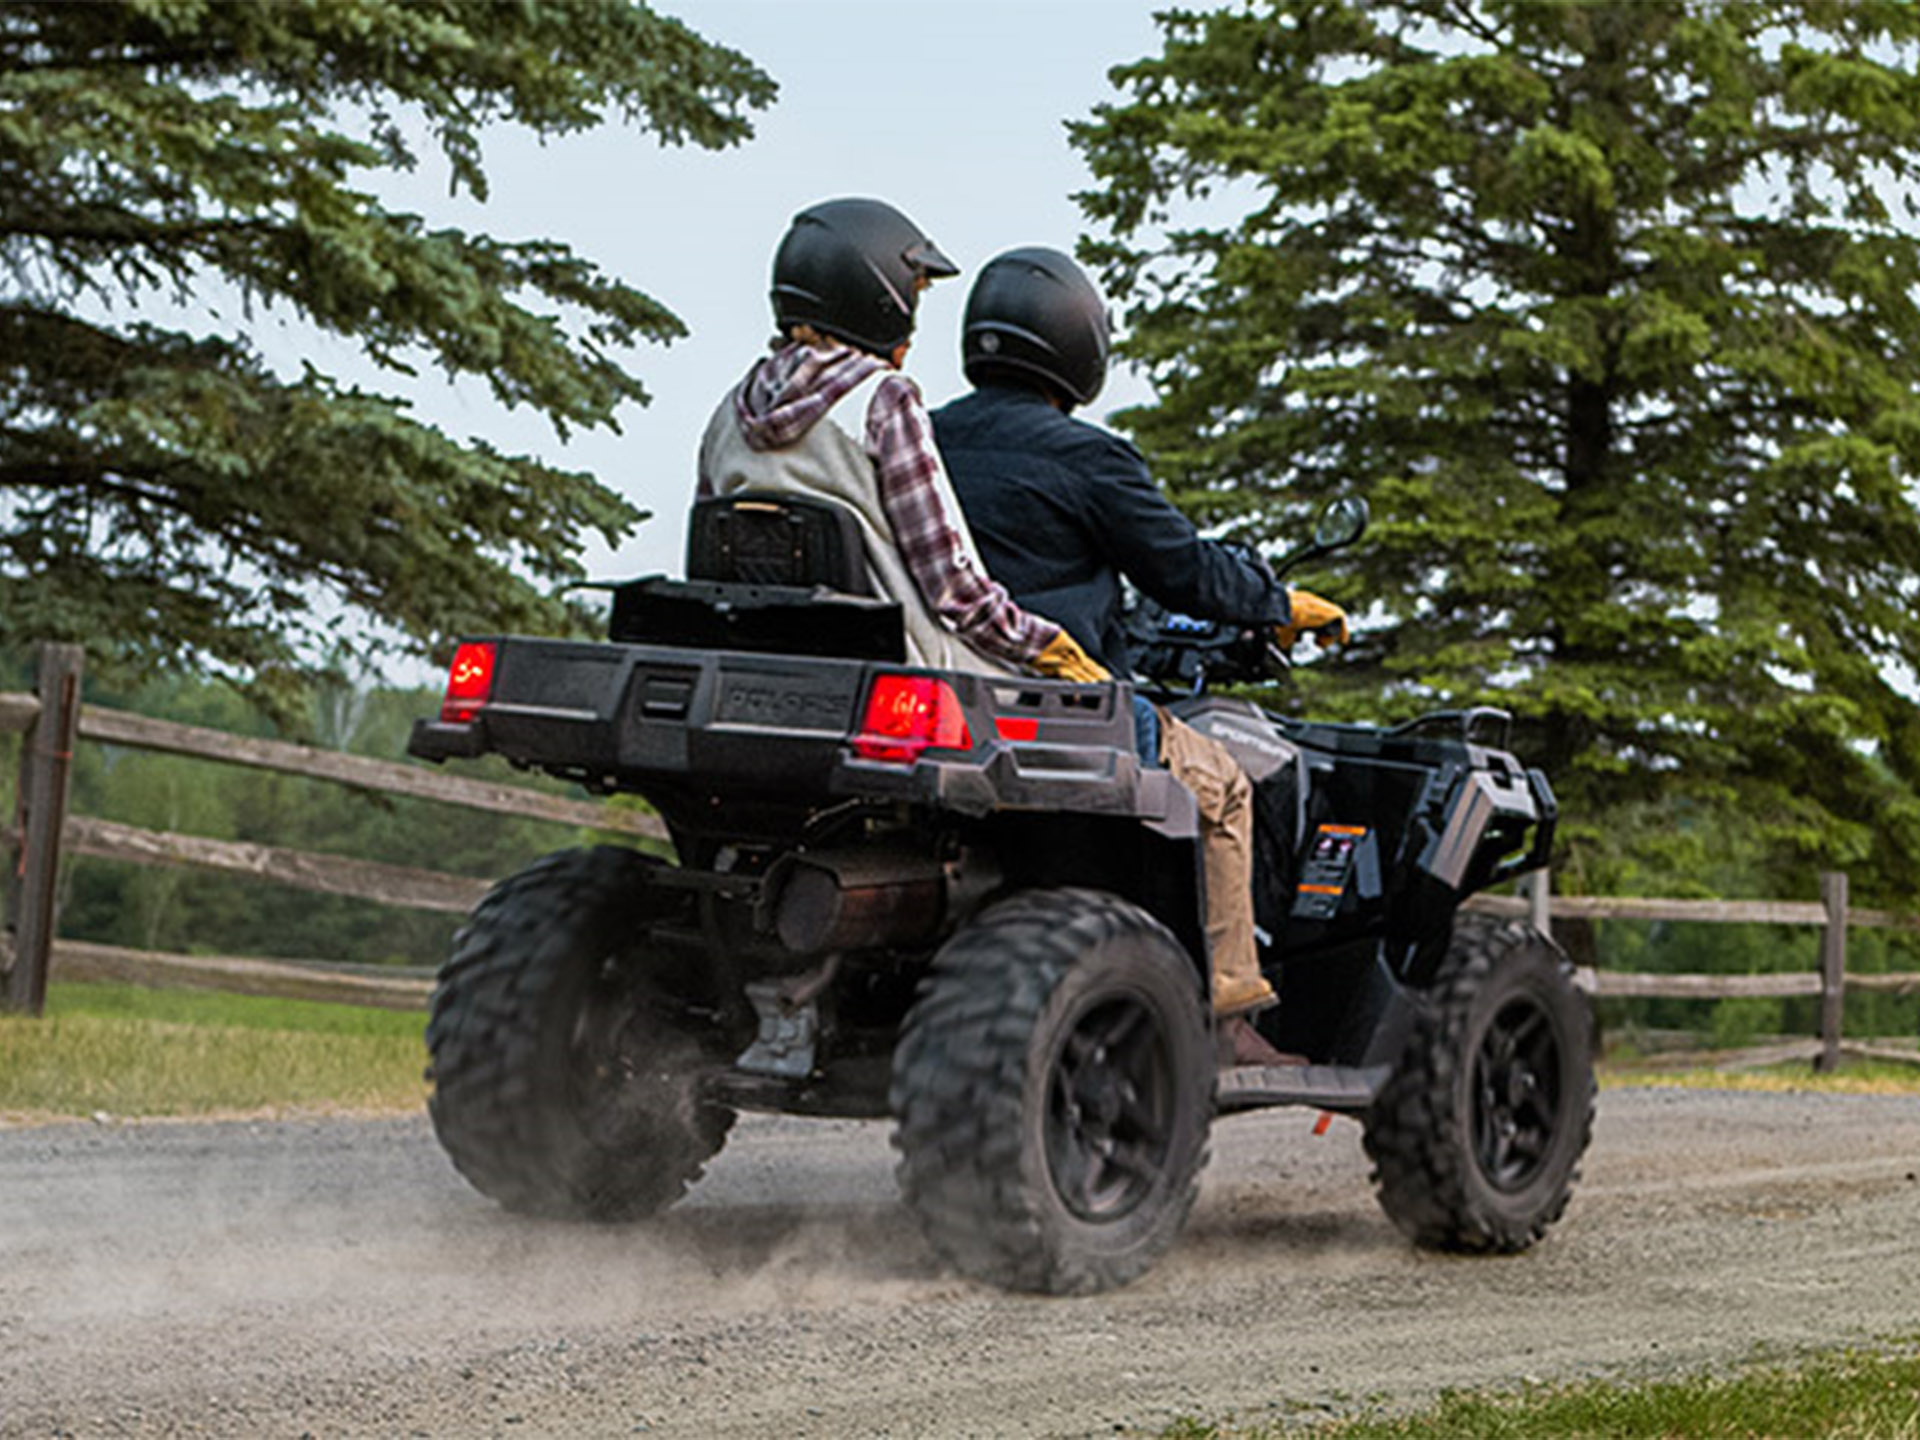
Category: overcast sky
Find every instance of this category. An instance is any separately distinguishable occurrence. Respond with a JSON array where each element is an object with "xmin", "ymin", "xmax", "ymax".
[{"xmin": 342, "ymin": 0, "xmax": 1171, "ymax": 580}]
